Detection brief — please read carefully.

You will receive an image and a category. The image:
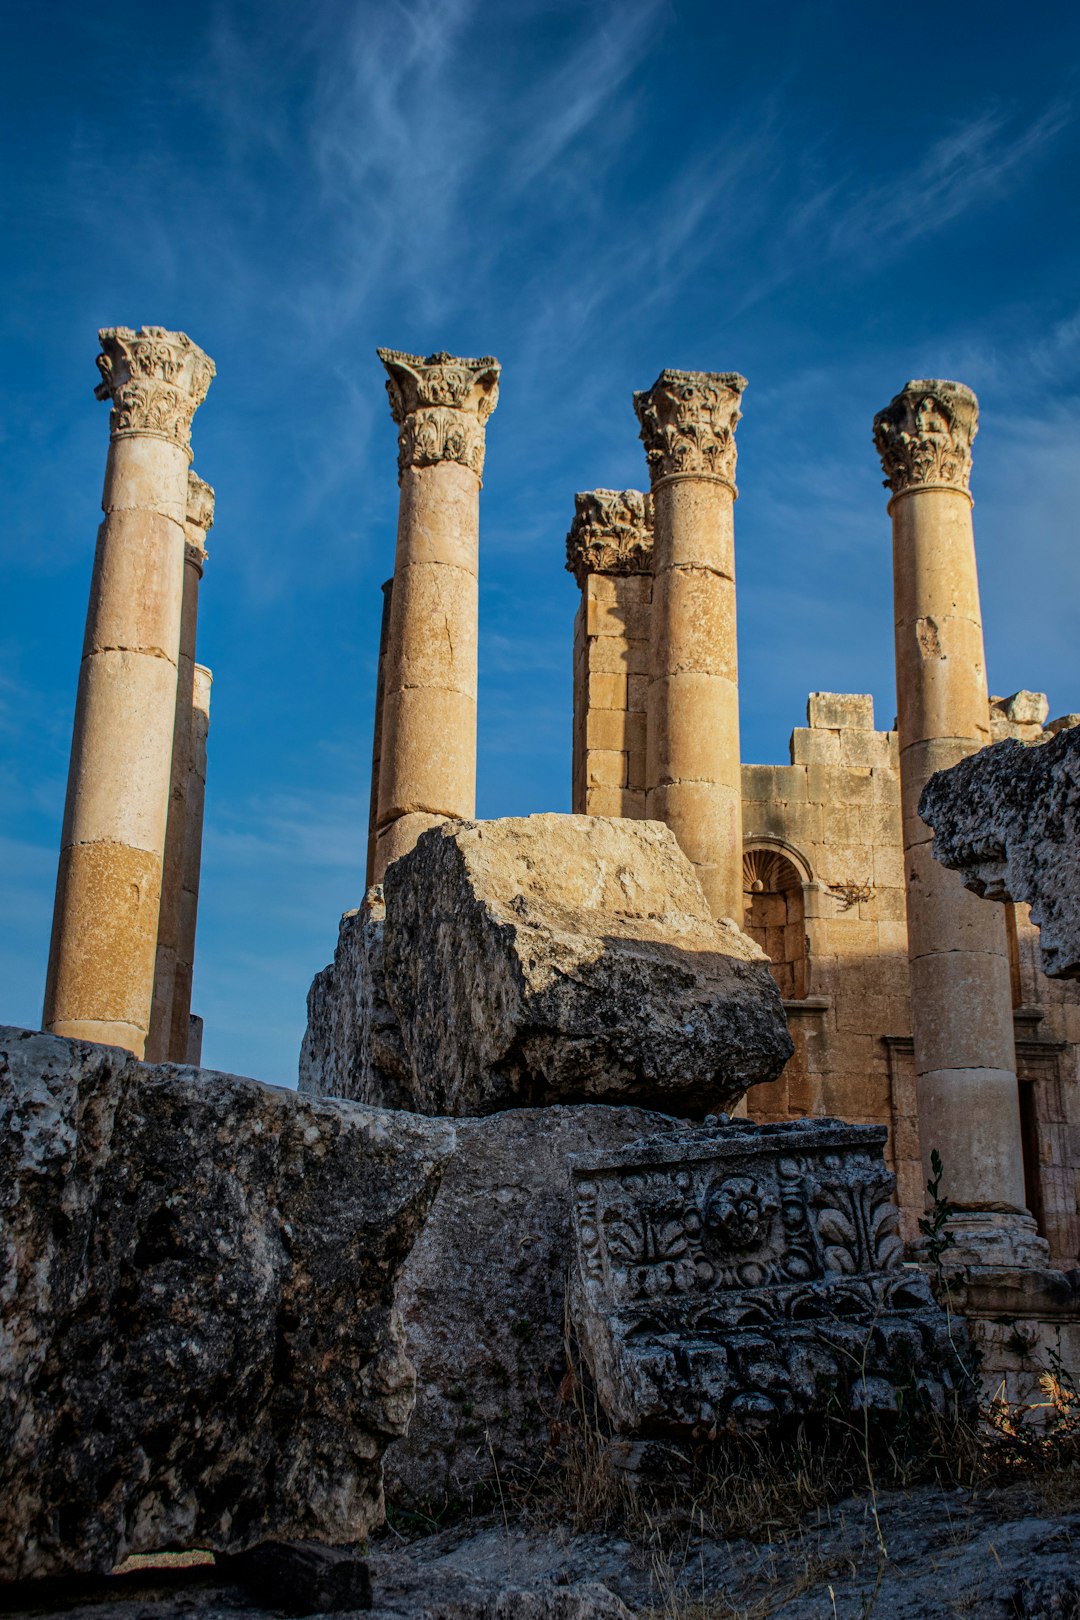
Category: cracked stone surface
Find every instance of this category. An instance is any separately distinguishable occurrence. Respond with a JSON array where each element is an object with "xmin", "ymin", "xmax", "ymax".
[
  {"xmin": 919, "ymin": 724, "xmax": 1080, "ymax": 978},
  {"xmin": 301, "ymin": 815, "xmax": 792, "ymax": 1118},
  {"xmin": 0, "ymin": 1026, "xmax": 454, "ymax": 1580}
]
